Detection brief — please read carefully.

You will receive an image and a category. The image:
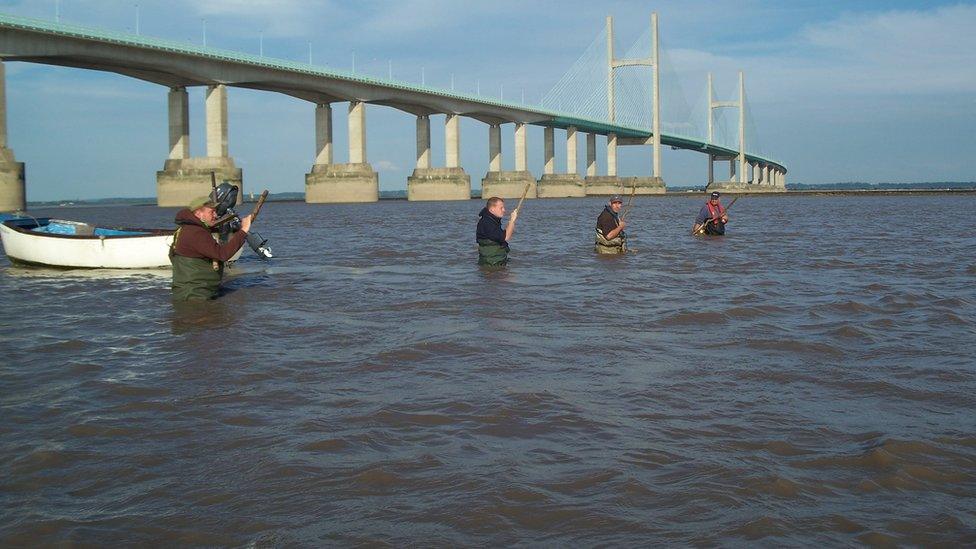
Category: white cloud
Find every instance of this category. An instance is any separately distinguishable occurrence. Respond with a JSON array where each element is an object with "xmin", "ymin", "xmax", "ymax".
[
  {"xmin": 795, "ymin": 4, "xmax": 976, "ymax": 94},
  {"xmin": 374, "ymin": 159, "xmax": 399, "ymax": 171},
  {"xmin": 180, "ymin": 0, "xmax": 330, "ymax": 37},
  {"xmin": 355, "ymin": 0, "xmax": 505, "ymax": 36}
]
